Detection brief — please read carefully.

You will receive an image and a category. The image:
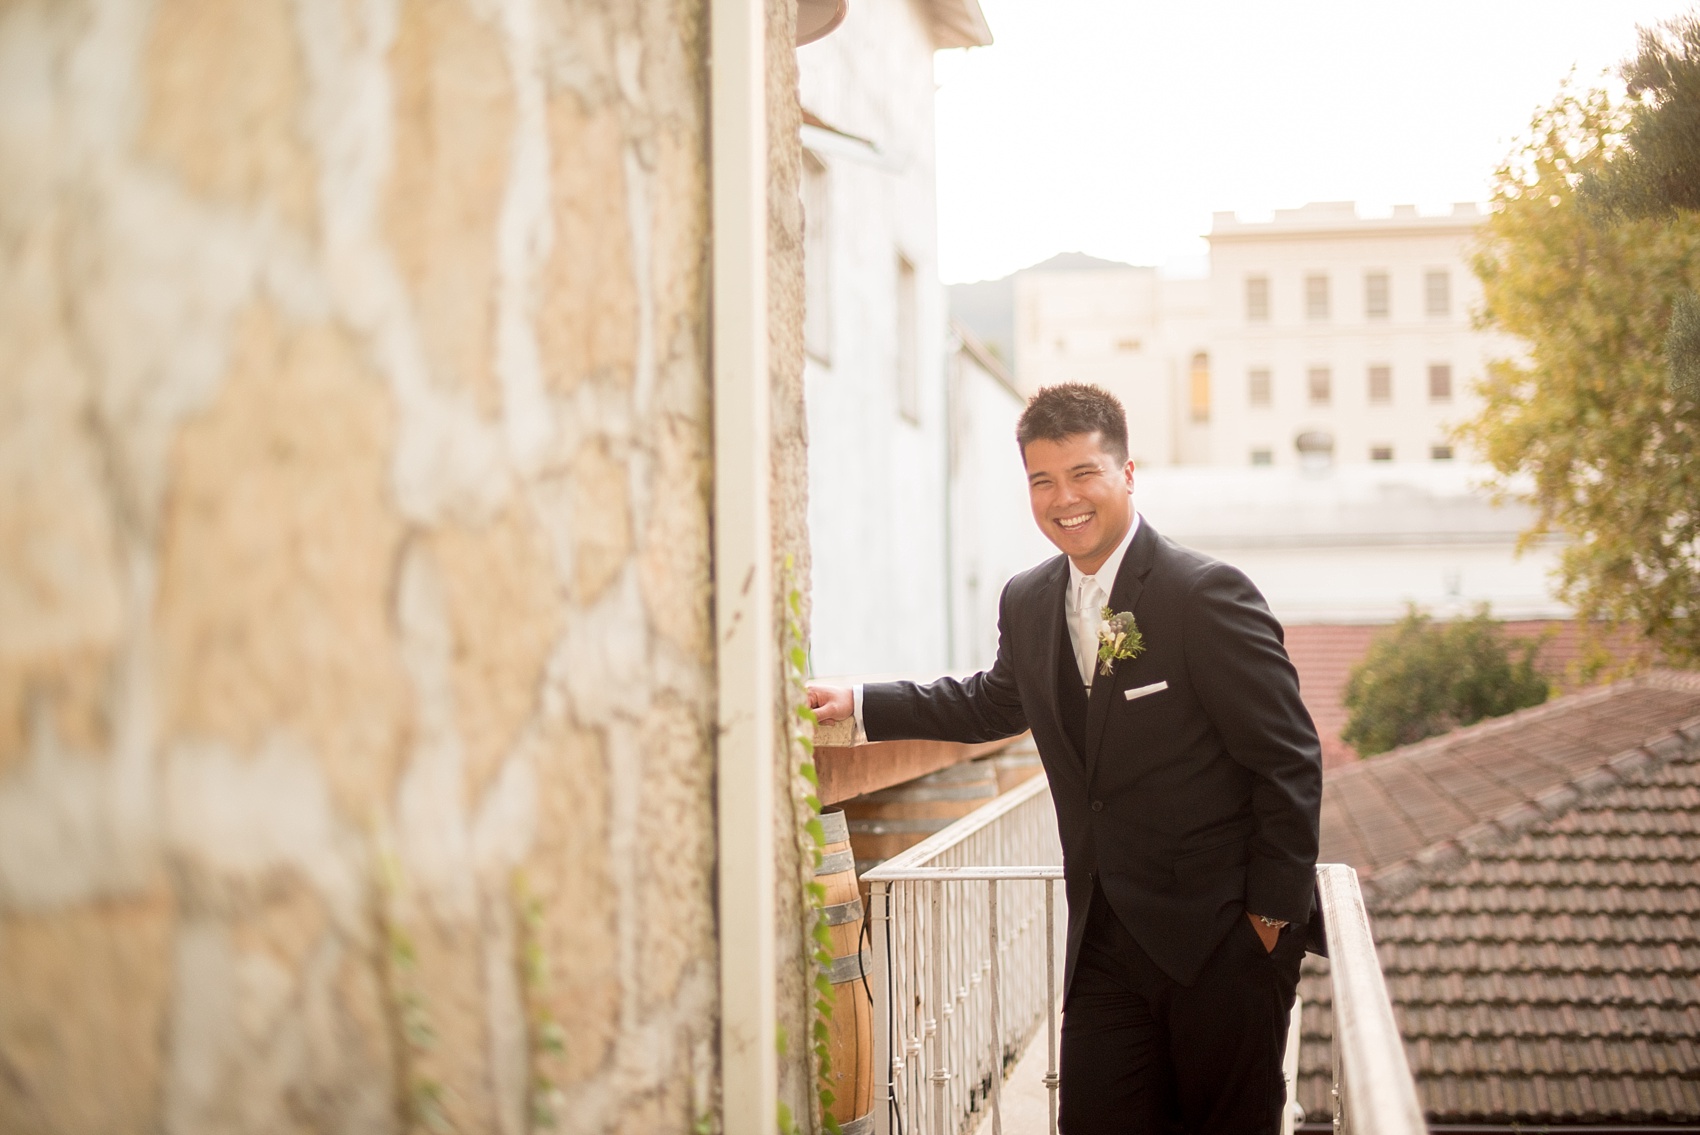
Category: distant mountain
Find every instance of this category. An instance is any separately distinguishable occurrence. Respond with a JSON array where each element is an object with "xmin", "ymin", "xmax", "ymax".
[
  {"xmin": 947, "ymin": 253, "xmax": 1143, "ymax": 378},
  {"xmin": 947, "ymin": 277, "xmax": 1015, "ymax": 370}
]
